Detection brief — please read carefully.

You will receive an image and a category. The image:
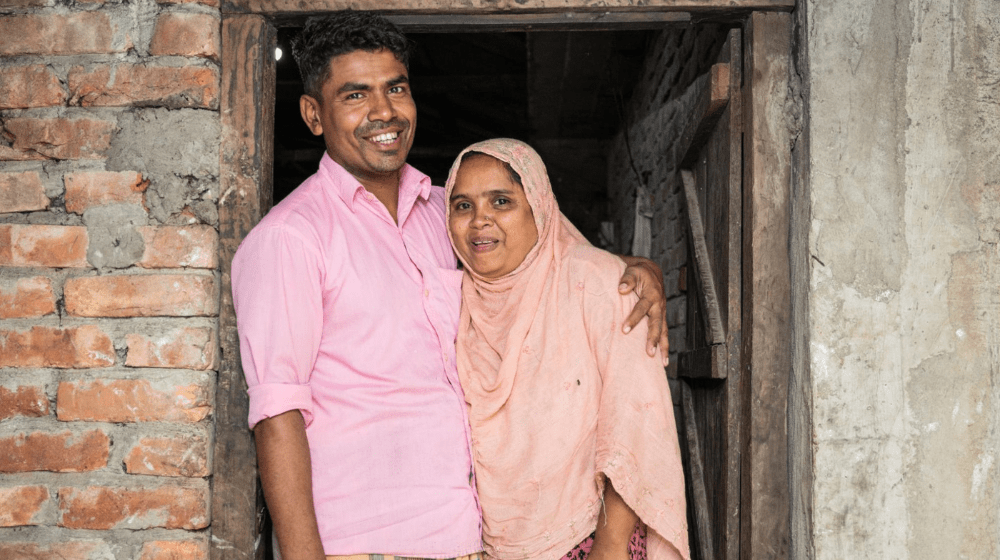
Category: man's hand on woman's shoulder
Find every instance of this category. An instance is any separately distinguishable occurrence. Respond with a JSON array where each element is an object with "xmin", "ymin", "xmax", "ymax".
[{"xmin": 618, "ymin": 255, "xmax": 669, "ymax": 365}]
